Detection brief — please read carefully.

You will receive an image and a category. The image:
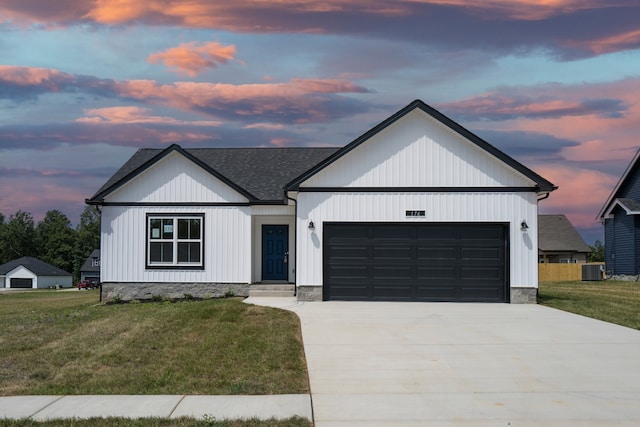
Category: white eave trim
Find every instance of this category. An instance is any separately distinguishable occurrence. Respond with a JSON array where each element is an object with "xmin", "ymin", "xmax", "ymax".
[{"xmin": 602, "ymin": 198, "xmax": 640, "ymax": 219}]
